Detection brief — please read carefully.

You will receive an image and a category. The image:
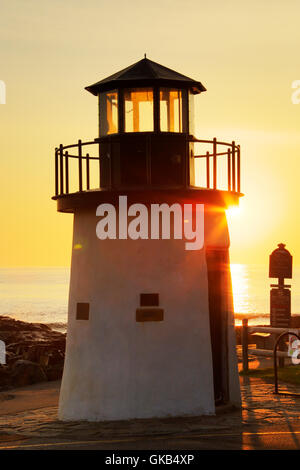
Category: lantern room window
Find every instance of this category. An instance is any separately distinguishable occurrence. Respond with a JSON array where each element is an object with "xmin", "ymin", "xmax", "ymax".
[
  {"xmin": 160, "ymin": 88, "xmax": 186, "ymax": 133},
  {"xmin": 124, "ymin": 88, "xmax": 154, "ymax": 132},
  {"xmin": 99, "ymin": 90, "xmax": 118, "ymax": 136}
]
